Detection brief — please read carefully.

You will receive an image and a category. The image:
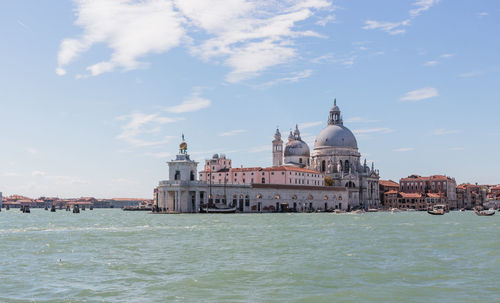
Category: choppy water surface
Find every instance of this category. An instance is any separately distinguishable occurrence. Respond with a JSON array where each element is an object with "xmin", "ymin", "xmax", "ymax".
[{"xmin": 0, "ymin": 210, "xmax": 498, "ymax": 302}]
